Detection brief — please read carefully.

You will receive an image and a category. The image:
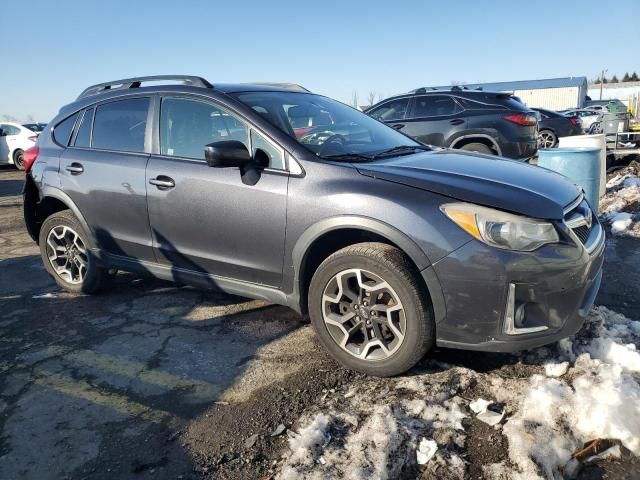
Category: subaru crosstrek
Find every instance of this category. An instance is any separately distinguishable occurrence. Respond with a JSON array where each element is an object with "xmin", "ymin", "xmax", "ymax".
[{"xmin": 23, "ymin": 75, "xmax": 604, "ymax": 376}]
